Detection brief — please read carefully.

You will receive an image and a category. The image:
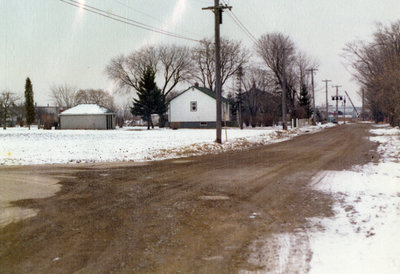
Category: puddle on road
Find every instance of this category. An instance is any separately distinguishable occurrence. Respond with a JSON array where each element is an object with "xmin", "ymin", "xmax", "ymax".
[
  {"xmin": 171, "ymin": 159, "xmax": 193, "ymax": 164},
  {"xmin": 199, "ymin": 195, "xmax": 230, "ymax": 201},
  {"xmin": 202, "ymin": 255, "xmax": 224, "ymax": 261},
  {"xmin": 0, "ymin": 171, "xmax": 62, "ymax": 228}
]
